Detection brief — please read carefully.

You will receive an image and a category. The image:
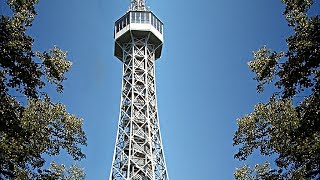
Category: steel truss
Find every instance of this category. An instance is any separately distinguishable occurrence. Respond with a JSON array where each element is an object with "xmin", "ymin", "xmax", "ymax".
[{"xmin": 110, "ymin": 33, "xmax": 169, "ymax": 180}]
